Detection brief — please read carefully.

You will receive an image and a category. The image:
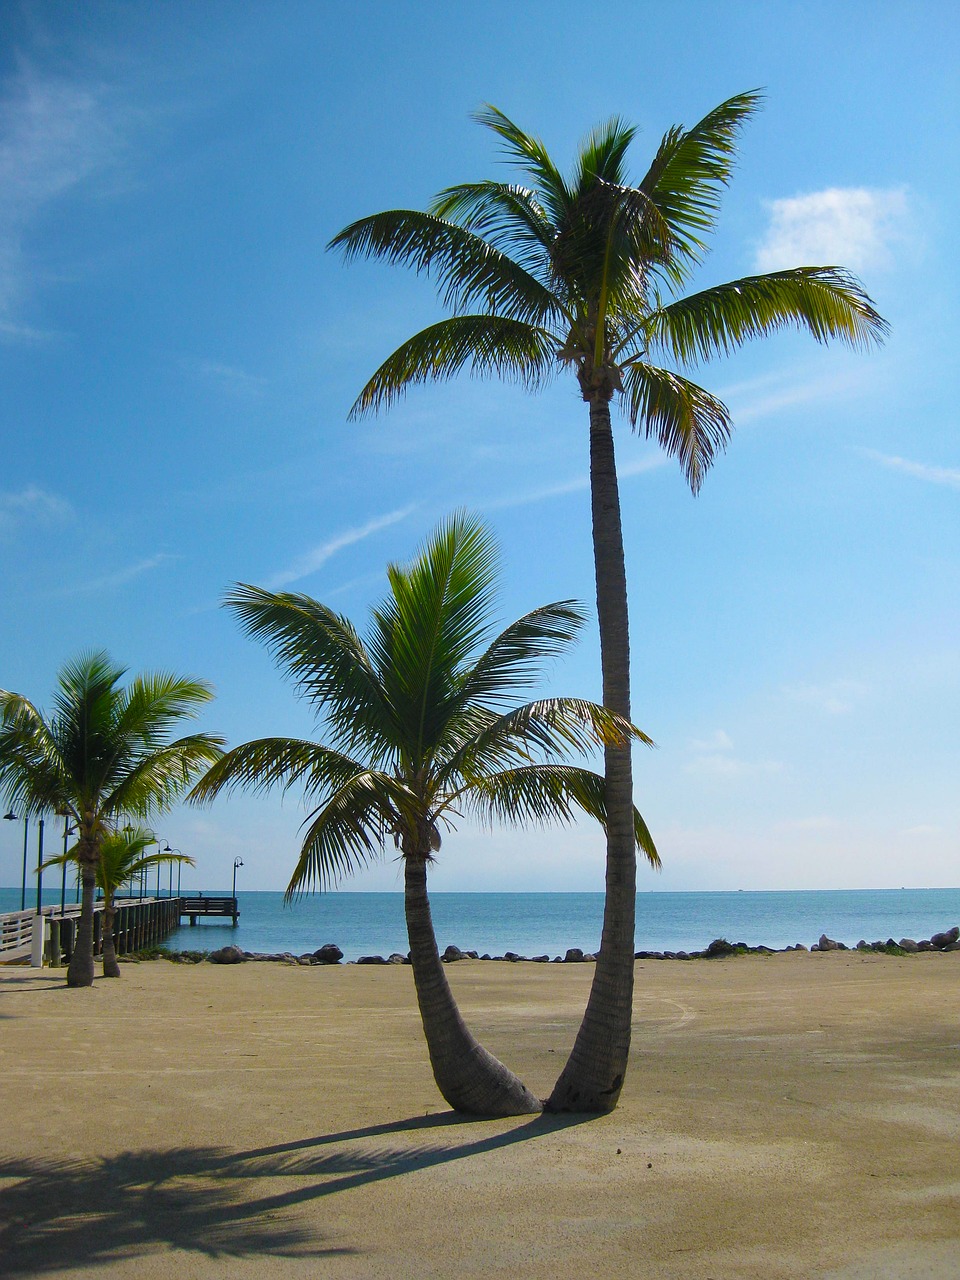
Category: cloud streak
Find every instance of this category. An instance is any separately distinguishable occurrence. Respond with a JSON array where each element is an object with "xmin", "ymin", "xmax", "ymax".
[
  {"xmin": 484, "ymin": 453, "xmax": 667, "ymax": 512},
  {"xmin": 55, "ymin": 553, "xmax": 178, "ymax": 597},
  {"xmin": 0, "ymin": 485, "xmax": 72, "ymax": 532},
  {"xmin": 0, "ymin": 62, "xmax": 126, "ymax": 332},
  {"xmin": 754, "ymin": 187, "xmax": 911, "ymax": 274},
  {"xmin": 266, "ymin": 506, "xmax": 417, "ymax": 589},
  {"xmin": 861, "ymin": 449, "xmax": 960, "ymax": 491}
]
